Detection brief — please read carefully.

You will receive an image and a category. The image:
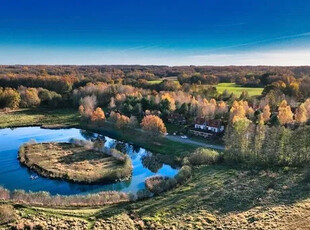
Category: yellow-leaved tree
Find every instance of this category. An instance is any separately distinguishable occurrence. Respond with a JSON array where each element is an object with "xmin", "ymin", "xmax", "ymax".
[
  {"xmin": 295, "ymin": 103, "xmax": 308, "ymax": 124},
  {"xmin": 141, "ymin": 115, "xmax": 167, "ymax": 136},
  {"xmin": 277, "ymin": 100, "xmax": 294, "ymax": 125},
  {"xmin": 262, "ymin": 104, "xmax": 271, "ymax": 123}
]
